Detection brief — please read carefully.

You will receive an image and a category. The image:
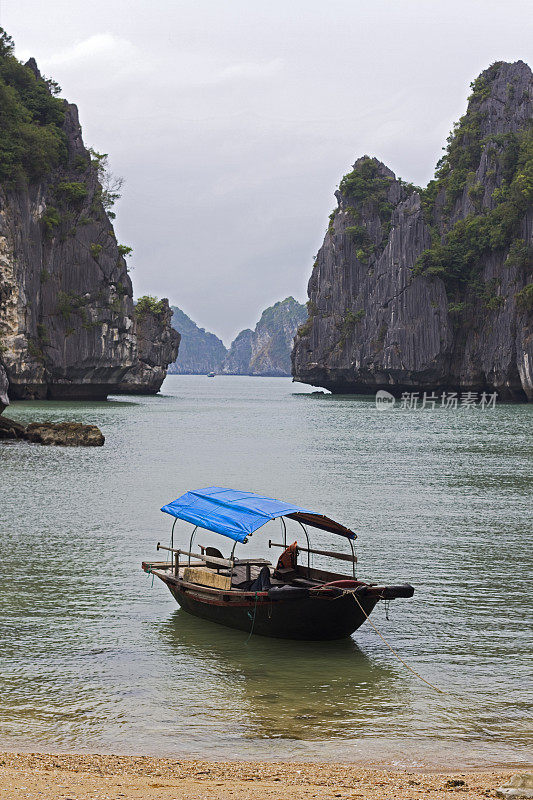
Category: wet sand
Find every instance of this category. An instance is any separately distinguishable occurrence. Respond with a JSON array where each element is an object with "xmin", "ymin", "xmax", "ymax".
[{"xmin": 0, "ymin": 752, "xmax": 515, "ymax": 799}]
